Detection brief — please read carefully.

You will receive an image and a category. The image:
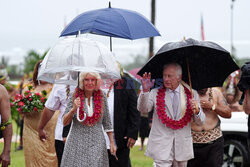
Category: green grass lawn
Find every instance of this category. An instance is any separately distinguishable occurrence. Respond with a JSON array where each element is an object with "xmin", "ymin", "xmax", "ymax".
[
  {"xmin": 0, "ymin": 143, "xmax": 153, "ymax": 167},
  {"xmin": 0, "ymin": 143, "xmax": 25, "ymax": 167},
  {"xmin": 130, "ymin": 146, "xmax": 154, "ymax": 167}
]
